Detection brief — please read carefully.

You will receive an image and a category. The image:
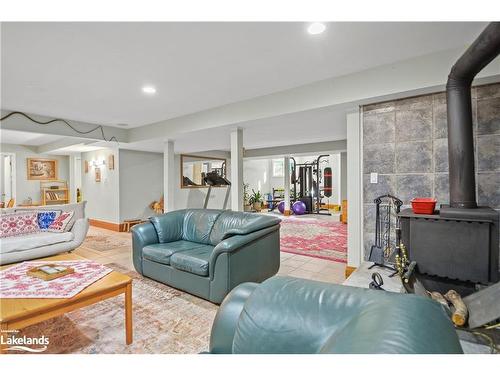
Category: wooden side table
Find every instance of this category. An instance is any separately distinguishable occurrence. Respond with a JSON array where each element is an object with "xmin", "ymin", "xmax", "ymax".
[{"xmin": 123, "ymin": 219, "xmax": 145, "ymax": 232}]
